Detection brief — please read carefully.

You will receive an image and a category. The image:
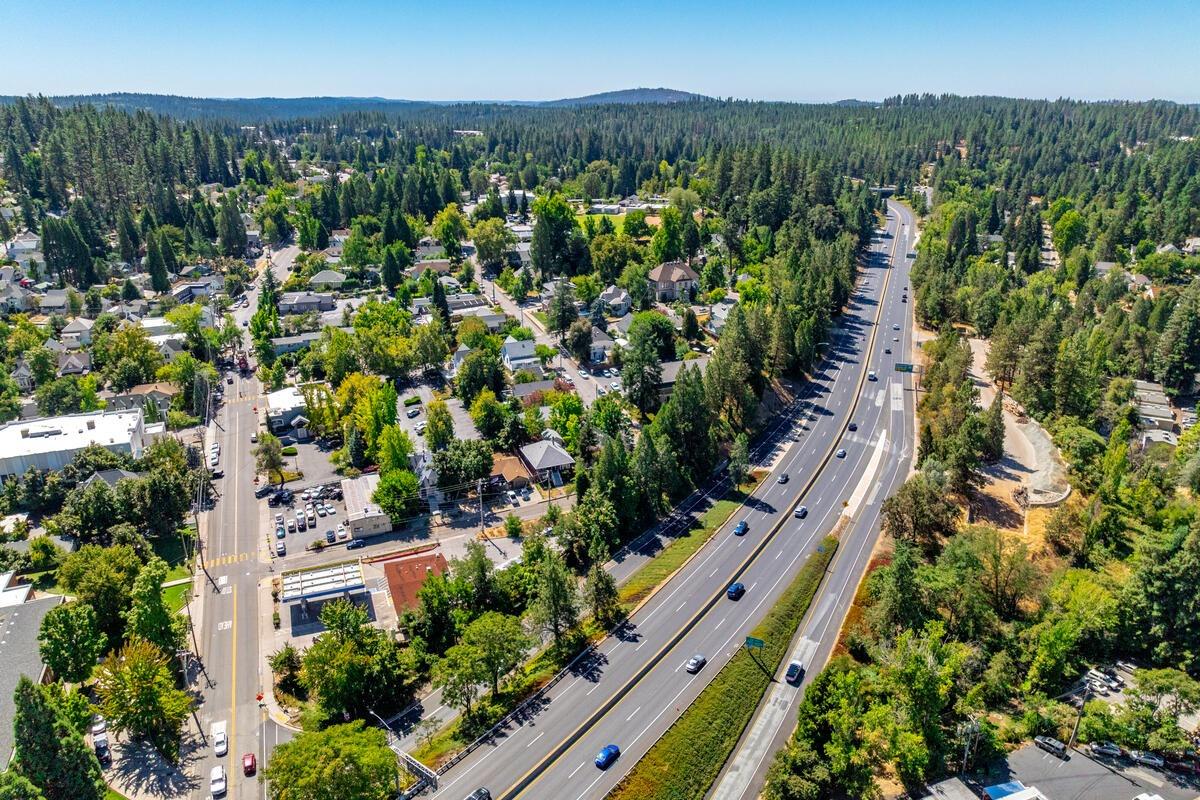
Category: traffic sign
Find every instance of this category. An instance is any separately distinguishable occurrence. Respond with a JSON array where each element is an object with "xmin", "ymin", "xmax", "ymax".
[
  {"xmin": 895, "ymin": 363, "xmax": 914, "ymax": 373},
  {"xmin": 745, "ymin": 637, "xmax": 764, "ymax": 650}
]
